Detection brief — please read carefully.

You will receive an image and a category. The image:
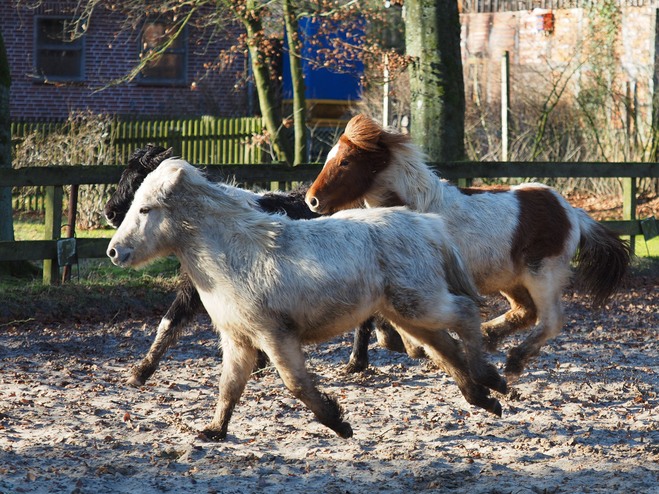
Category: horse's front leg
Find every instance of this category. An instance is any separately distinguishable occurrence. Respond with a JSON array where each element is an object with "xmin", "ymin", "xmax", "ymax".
[
  {"xmin": 262, "ymin": 336, "xmax": 353, "ymax": 439},
  {"xmin": 202, "ymin": 337, "xmax": 258, "ymax": 441},
  {"xmin": 128, "ymin": 273, "xmax": 203, "ymax": 387},
  {"xmin": 481, "ymin": 285, "xmax": 537, "ymax": 352}
]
